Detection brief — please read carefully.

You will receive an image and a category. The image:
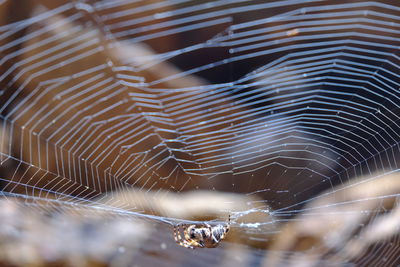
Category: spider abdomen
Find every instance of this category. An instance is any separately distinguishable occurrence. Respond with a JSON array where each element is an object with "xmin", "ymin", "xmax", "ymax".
[{"xmin": 173, "ymin": 216, "xmax": 230, "ymax": 249}]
